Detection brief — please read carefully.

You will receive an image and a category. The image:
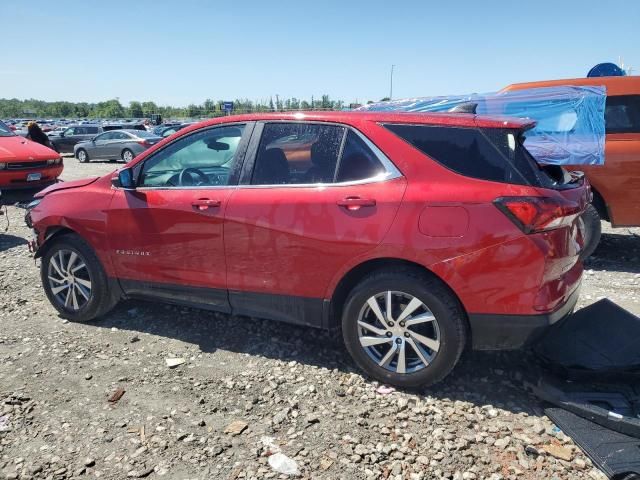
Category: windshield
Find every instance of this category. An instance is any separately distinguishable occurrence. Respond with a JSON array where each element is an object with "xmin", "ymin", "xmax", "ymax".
[{"xmin": 0, "ymin": 120, "xmax": 15, "ymax": 137}]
